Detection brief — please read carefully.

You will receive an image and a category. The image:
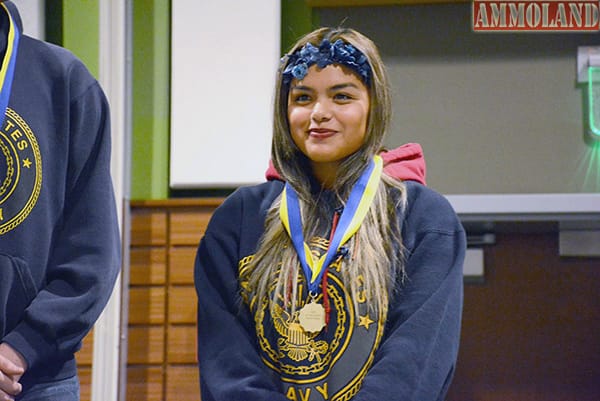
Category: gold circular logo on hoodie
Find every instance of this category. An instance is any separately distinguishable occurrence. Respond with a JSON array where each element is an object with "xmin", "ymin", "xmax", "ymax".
[{"xmin": 0, "ymin": 108, "xmax": 42, "ymax": 235}]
